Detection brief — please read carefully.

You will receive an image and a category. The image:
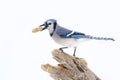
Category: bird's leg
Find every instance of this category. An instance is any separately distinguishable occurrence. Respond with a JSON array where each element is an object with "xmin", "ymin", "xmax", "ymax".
[
  {"xmin": 73, "ymin": 47, "xmax": 77, "ymax": 56},
  {"xmin": 59, "ymin": 47, "xmax": 68, "ymax": 52}
]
